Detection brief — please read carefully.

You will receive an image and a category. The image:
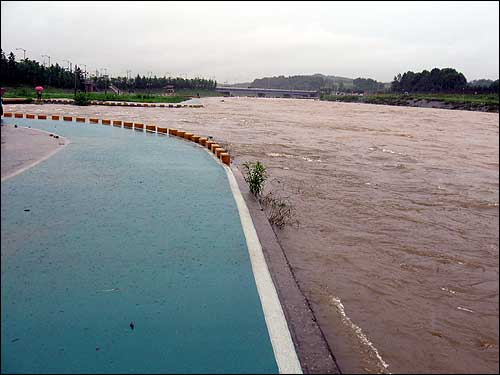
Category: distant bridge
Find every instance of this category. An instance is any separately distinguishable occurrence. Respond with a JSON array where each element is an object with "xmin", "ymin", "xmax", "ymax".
[{"xmin": 216, "ymin": 86, "xmax": 319, "ymax": 99}]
